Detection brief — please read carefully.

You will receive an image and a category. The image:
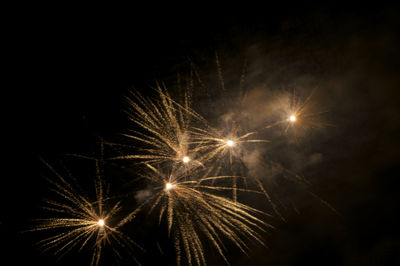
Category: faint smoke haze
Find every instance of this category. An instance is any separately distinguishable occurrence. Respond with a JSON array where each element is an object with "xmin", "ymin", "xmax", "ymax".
[{"xmin": 135, "ymin": 189, "xmax": 151, "ymax": 202}]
